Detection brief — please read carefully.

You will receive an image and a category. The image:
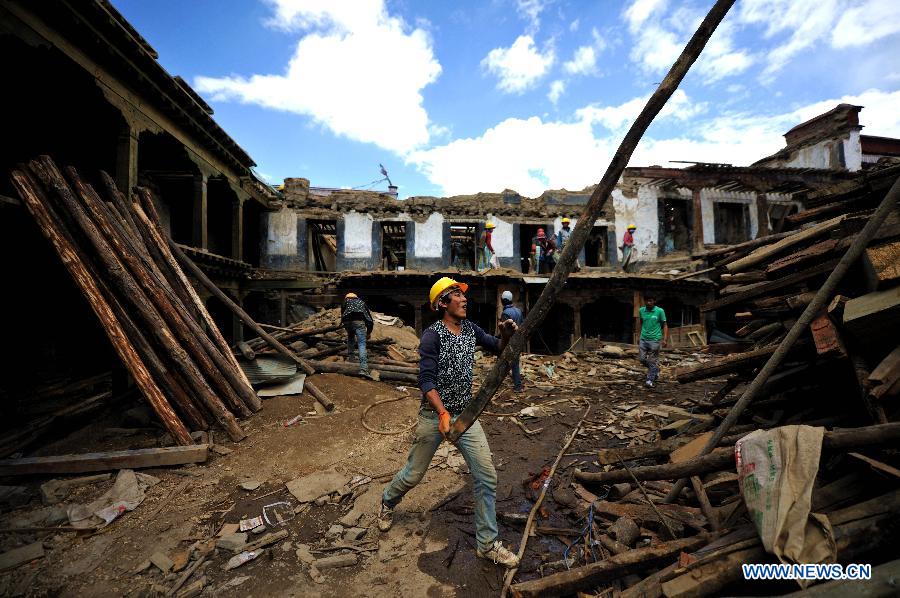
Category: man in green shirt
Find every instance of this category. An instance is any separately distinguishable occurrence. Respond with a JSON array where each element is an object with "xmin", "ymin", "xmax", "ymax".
[{"xmin": 638, "ymin": 294, "xmax": 668, "ymax": 388}]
